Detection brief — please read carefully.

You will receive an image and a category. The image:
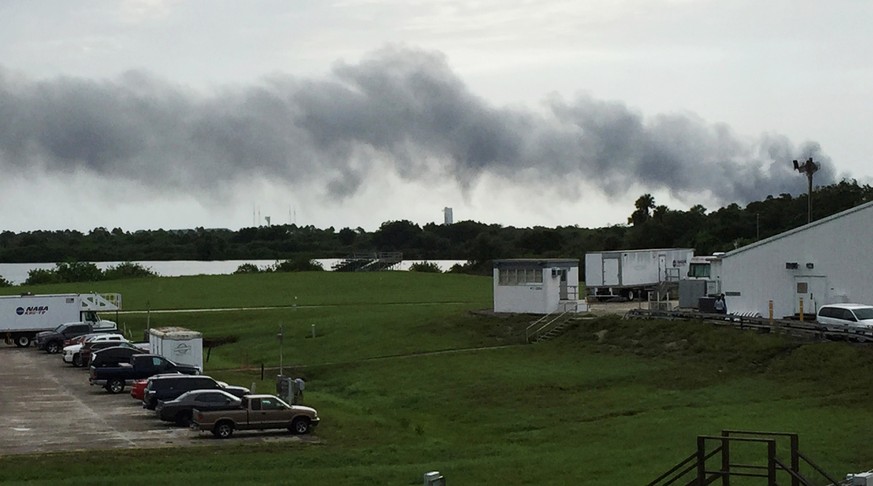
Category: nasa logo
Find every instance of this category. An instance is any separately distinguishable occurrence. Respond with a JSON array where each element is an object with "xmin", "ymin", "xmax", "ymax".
[{"xmin": 16, "ymin": 307, "xmax": 24, "ymax": 315}]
